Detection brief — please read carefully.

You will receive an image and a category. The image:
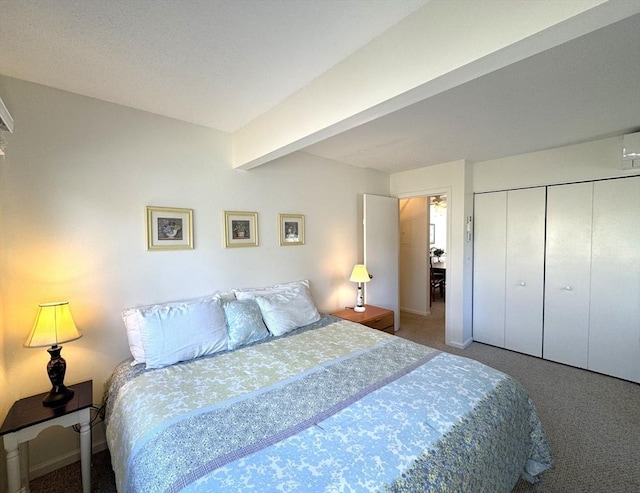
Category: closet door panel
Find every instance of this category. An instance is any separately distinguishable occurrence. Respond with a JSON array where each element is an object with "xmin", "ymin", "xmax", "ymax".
[
  {"xmin": 473, "ymin": 192, "xmax": 507, "ymax": 347},
  {"xmin": 589, "ymin": 177, "xmax": 640, "ymax": 382},
  {"xmin": 505, "ymin": 187, "xmax": 546, "ymax": 357},
  {"xmin": 544, "ymin": 182, "xmax": 592, "ymax": 368}
]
